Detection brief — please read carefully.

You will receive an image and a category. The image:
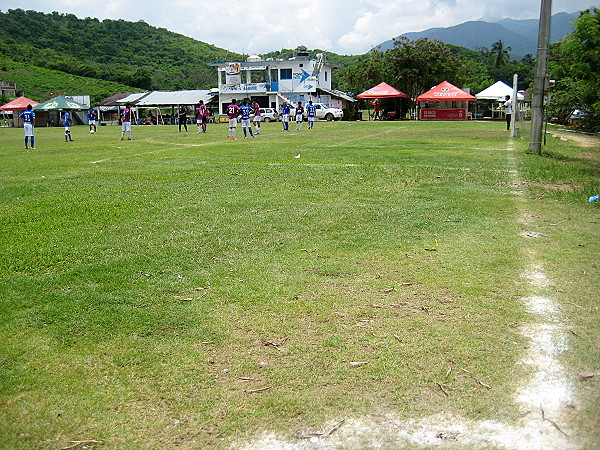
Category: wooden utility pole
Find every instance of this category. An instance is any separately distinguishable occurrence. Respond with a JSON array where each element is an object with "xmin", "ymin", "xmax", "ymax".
[{"xmin": 530, "ymin": 0, "xmax": 552, "ymax": 155}]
